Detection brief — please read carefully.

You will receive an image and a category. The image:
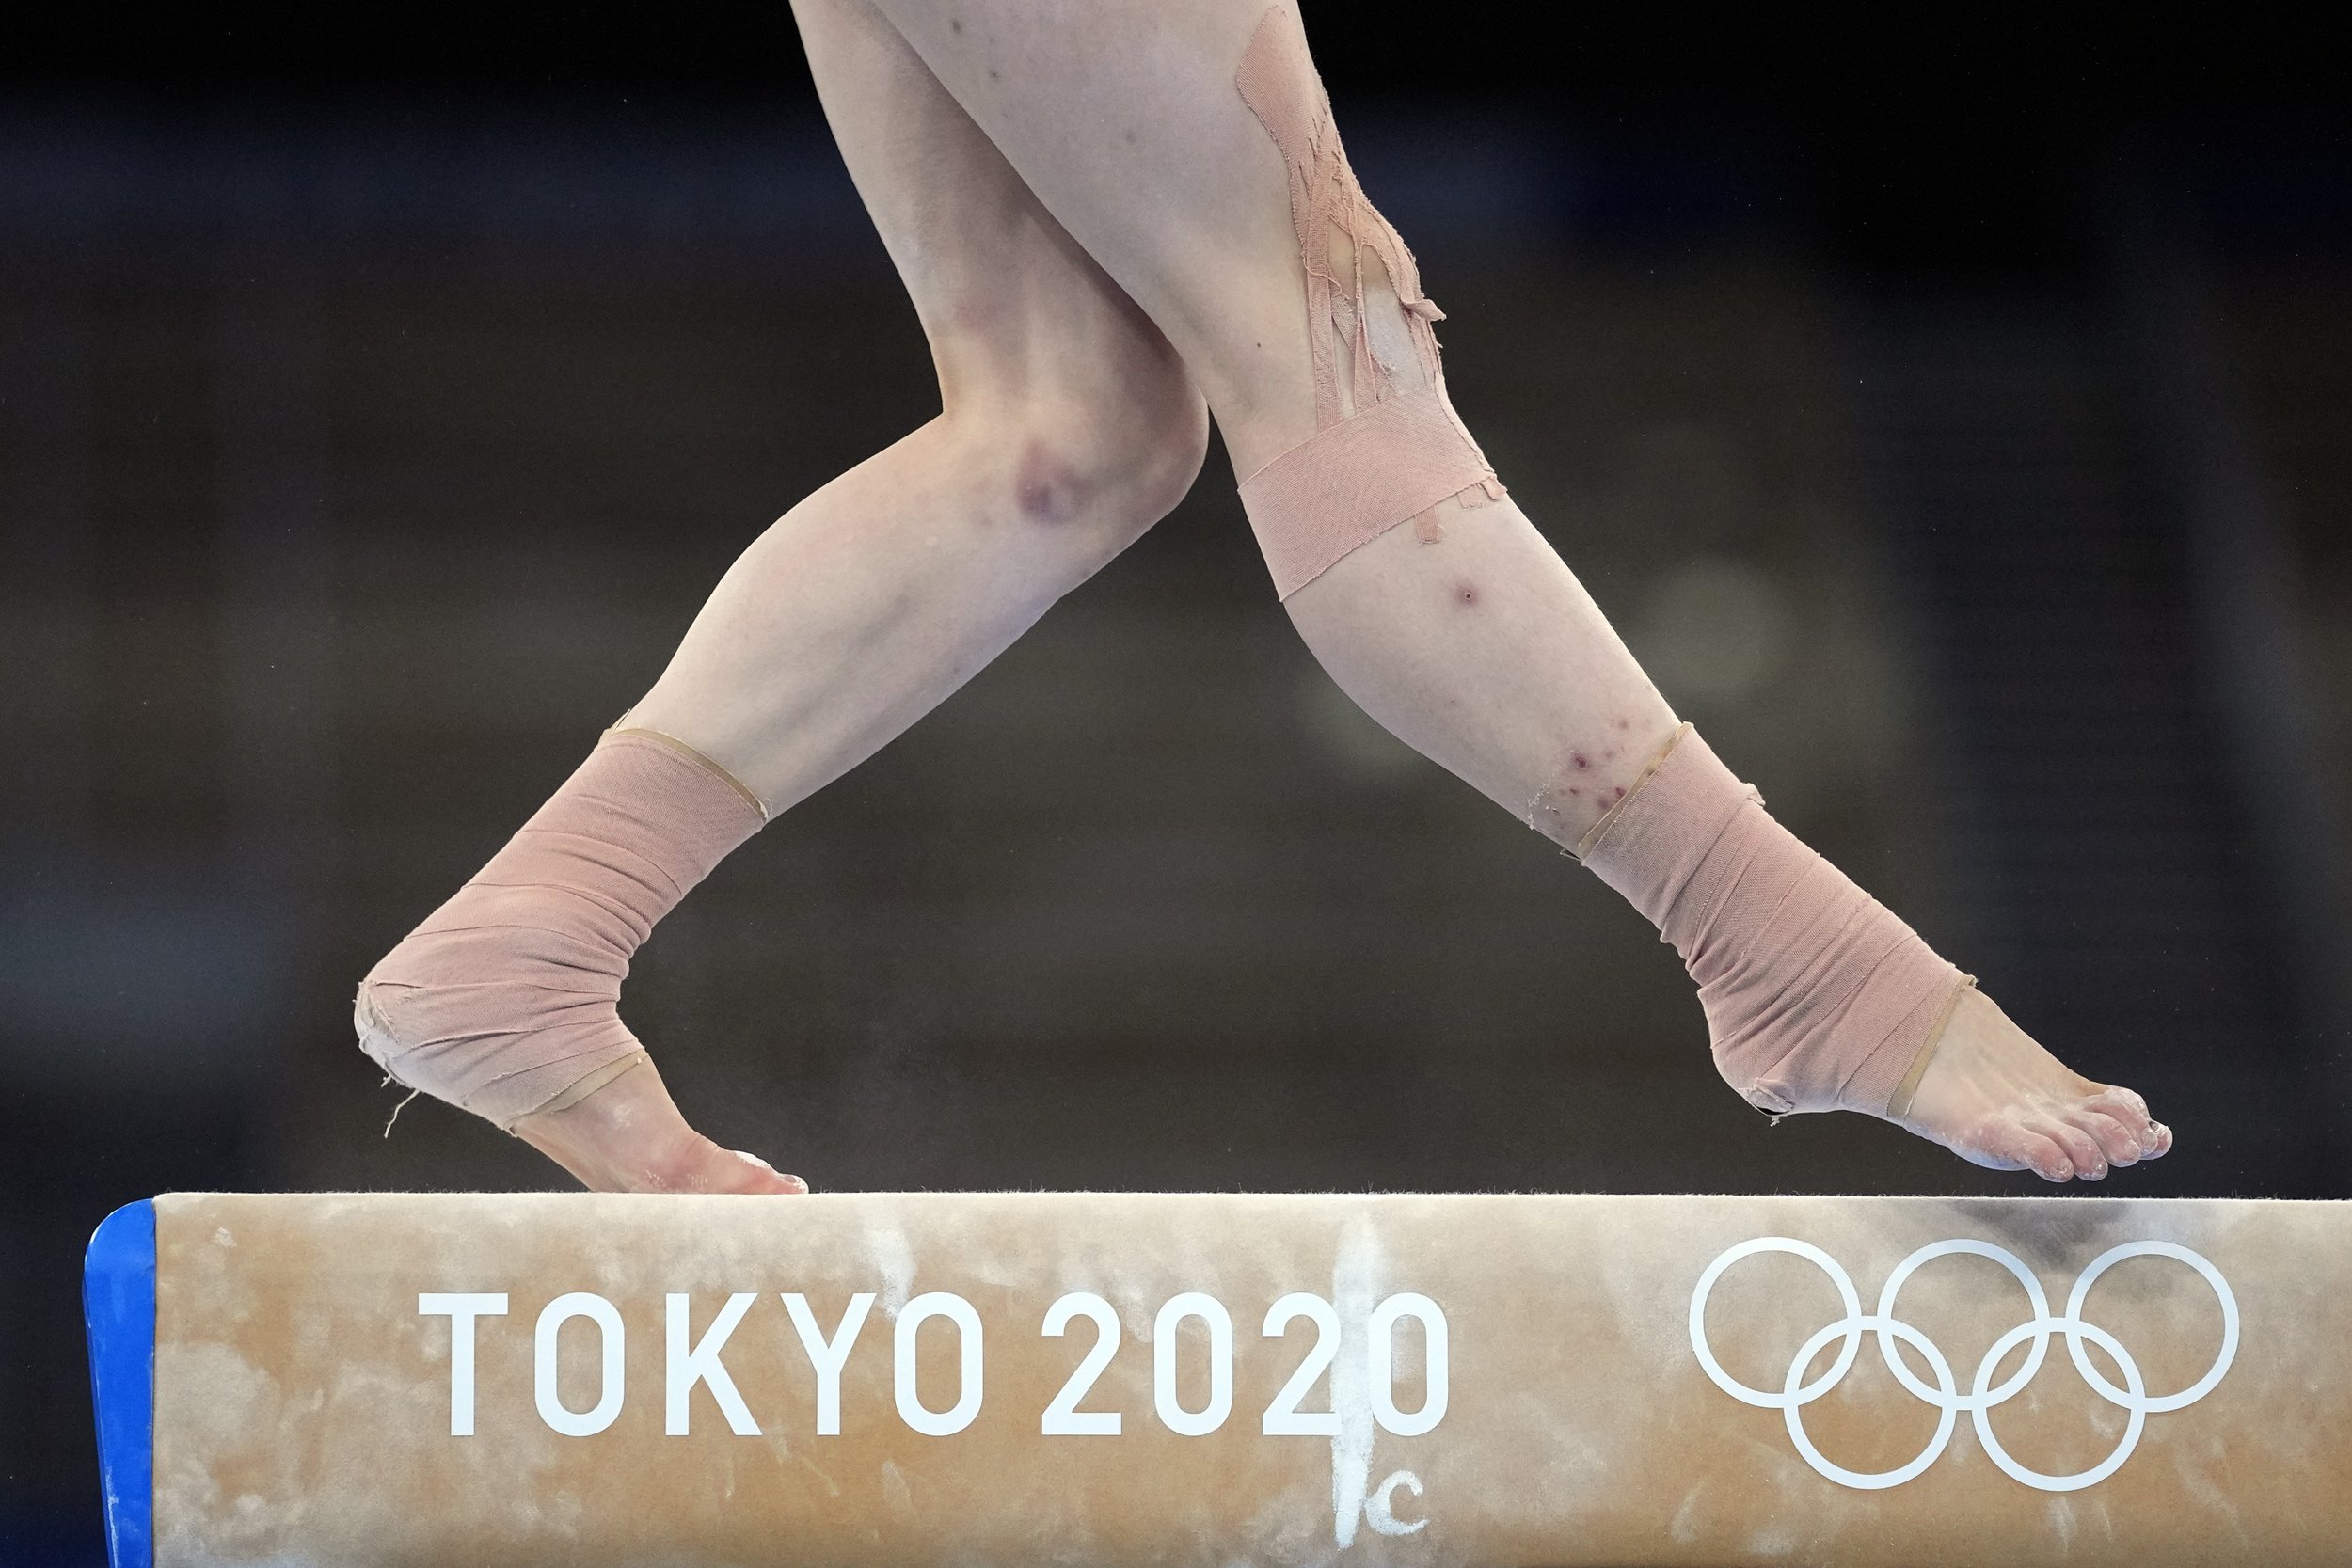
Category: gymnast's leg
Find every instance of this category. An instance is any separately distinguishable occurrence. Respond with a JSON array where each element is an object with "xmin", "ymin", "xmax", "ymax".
[
  {"xmin": 866, "ymin": 0, "xmax": 2169, "ymax": 1182},
  {"xmin": 354, "ymin": 0, "xmax": 1208, "ymax": 1191}
]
